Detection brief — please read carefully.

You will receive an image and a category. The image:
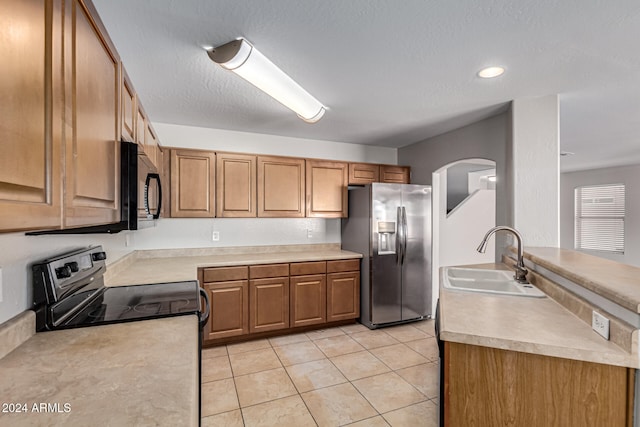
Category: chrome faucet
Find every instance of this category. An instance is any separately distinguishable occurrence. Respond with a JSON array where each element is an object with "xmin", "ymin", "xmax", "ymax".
[{"xmin": 477, "ymin": 226, "xmax": 529, "ymax": 283}]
